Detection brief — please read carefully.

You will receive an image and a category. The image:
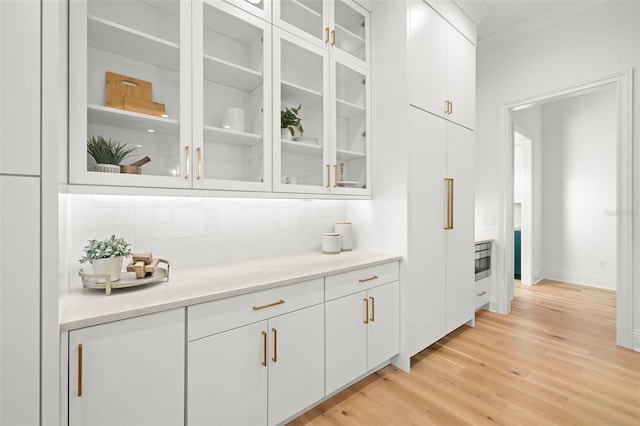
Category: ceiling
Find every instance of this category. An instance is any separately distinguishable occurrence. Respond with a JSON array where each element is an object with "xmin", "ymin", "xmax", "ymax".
[{"xmin": 454, "ymin": 0, "xmax": 606, "ymax": 42}]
